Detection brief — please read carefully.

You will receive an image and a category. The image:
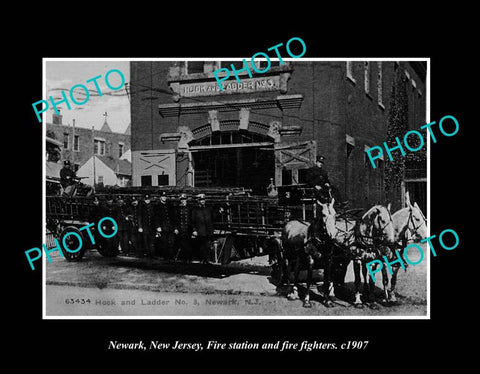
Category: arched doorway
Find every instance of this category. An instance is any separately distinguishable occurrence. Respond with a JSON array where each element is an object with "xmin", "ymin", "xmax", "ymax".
[{"xmin": 189, "ymin": 129, "xmax": 275, "ymax": 195}]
